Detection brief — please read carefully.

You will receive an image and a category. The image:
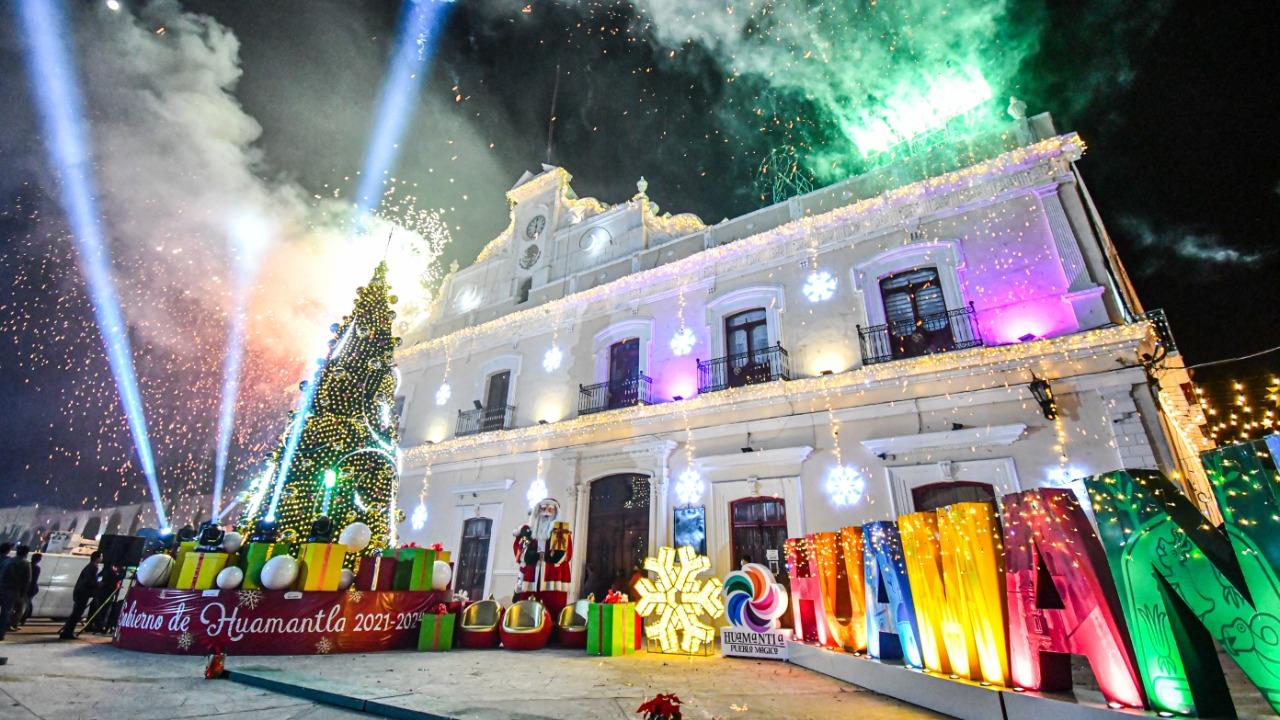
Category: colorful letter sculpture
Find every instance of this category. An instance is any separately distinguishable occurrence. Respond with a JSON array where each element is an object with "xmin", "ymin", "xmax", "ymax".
[
  {"xmin": 785, "ymin": 536, "xmax": 833, "ymax": 646},
  {"xmin": 1088, "ymin": 457, "xmax": 1280, "ymax": 715},
  {"xmin": 813, "ymin": 531, "xmax": 866, "ymax": 652},
  {"xmin": 1001, "ymin": 489, "xmax": 1145, "ymax": 708},
  {"xmin": 863, "ymin": 521, "xmax": 923, "ymax": 667}
]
